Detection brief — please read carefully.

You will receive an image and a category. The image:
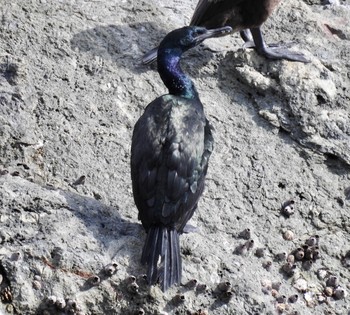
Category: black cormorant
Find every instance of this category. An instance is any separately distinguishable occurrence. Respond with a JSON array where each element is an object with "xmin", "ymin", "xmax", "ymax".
[
  {"xmin": 142, "ymin": 0, "xmax": 309, "ymax": 65},
  {"xmin": 131, "ymin": 25, "xmax": 232, "ymax": 291}
]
